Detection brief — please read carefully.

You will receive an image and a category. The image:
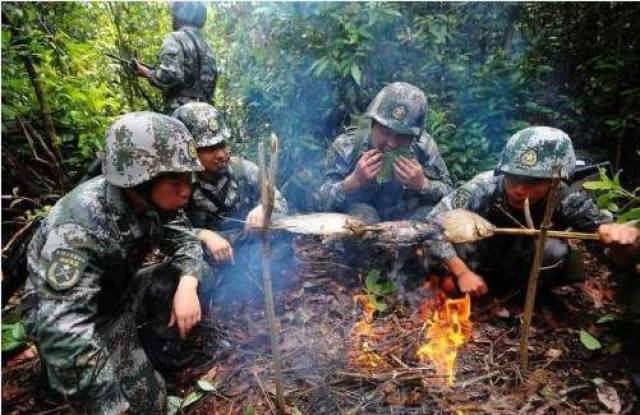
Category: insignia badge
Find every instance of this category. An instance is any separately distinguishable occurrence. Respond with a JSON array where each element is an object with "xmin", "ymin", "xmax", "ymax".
[
  {"xmin": 392, "ymin": 105, "xmax": 406, "ymax": 120},
  {"xmin": 208, "ymin": 117, "xmax": 219, "ymax": 132},
  {"xmin": 451, "ymin": 189, "xmax": 471, "ymax": 209},
  {"xmin": 520, "ymin": 149, "xmax": 538, "ymax": 167},
  {"xmin": 46, "ymin": 249, "xmax": 88, "ymax": 291},
  {"xmin": 188, "ymin": 142, "xmax": 198, "ymax": 159}
]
